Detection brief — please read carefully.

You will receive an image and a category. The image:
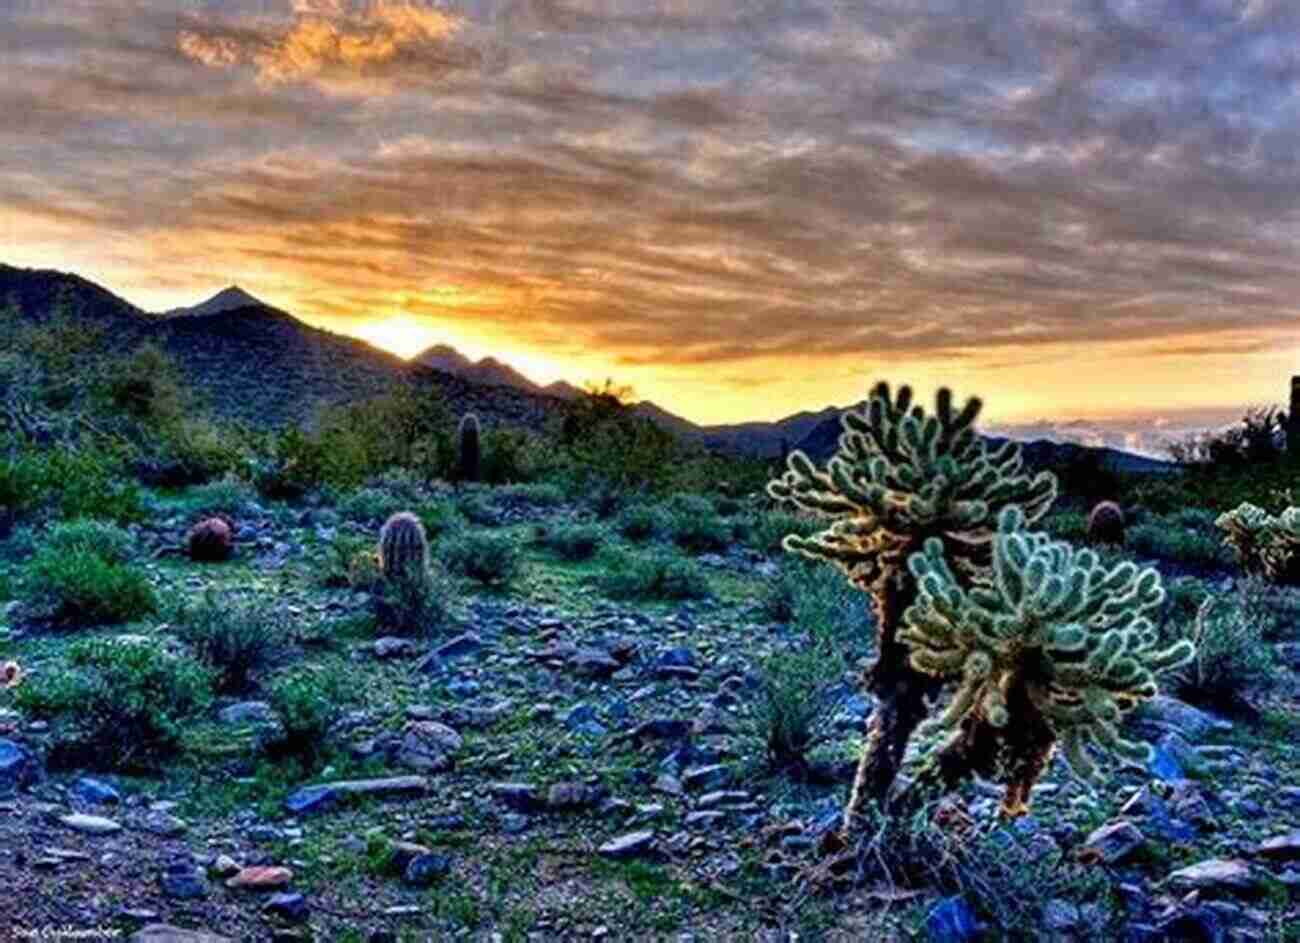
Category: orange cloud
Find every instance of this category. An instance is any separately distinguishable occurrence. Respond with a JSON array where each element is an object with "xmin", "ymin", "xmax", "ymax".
[{"xmin": 178, "ymin": 1, "xmax": 468, "ymax": 93}]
